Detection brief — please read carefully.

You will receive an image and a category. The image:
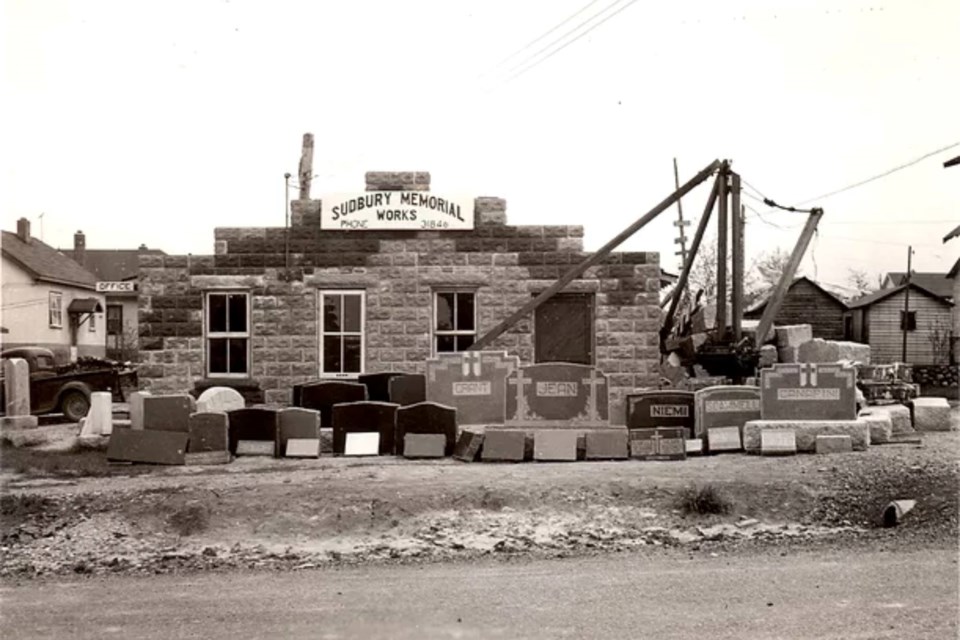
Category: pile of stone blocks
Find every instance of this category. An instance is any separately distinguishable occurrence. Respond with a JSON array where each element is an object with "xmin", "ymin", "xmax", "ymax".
[{"xmin": 769, "ymin": 324, "xmax": 871, "ymax": 367}]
